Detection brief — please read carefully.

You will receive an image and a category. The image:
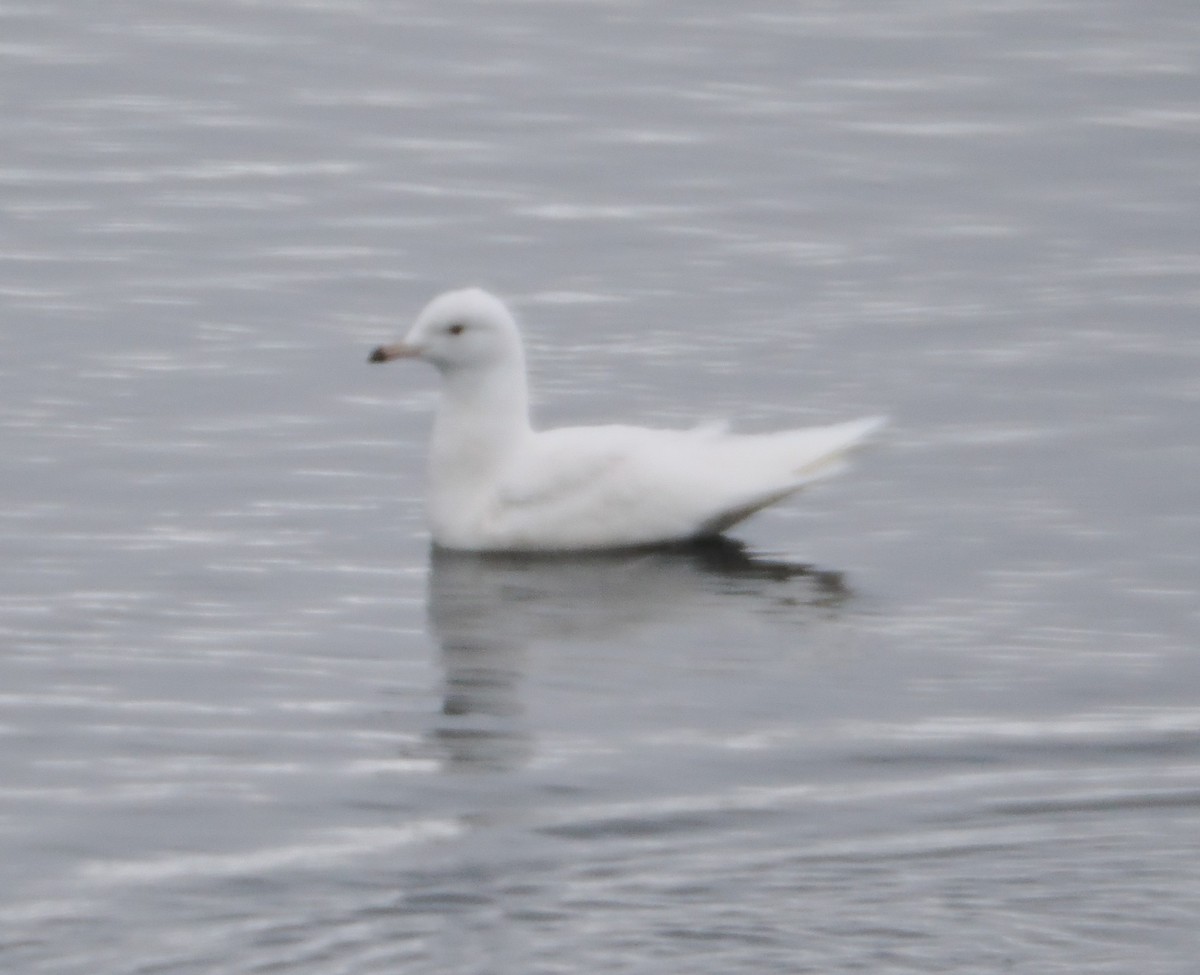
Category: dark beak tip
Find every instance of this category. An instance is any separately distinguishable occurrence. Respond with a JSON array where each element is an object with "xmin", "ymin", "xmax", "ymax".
[{"xmin": 368, "ymin": 346, "xmax": 387, "ymax": 363}]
